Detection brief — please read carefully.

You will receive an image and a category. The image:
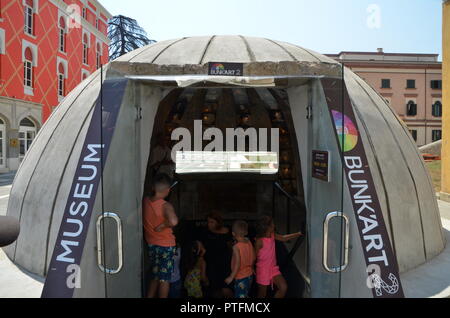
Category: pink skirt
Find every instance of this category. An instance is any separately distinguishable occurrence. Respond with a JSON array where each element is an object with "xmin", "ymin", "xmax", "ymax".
[{"xmin": 256, "ymin": 264, "xmax": 281, "ymax": 287}]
